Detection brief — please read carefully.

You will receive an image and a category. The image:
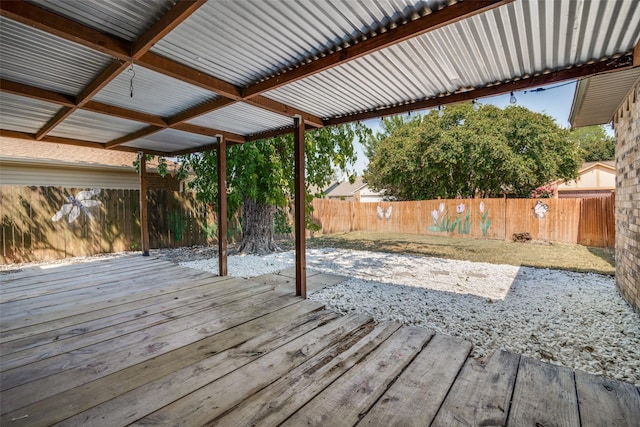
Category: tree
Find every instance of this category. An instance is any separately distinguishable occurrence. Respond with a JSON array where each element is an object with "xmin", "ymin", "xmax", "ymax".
[
  {"xmin": 568, "ymin": 125, "xmax": 615, "ymax": 162},
  {"xmin": 364, "ymin": 103, "xmax": 580, "ymax": 199},
  {"xmin": 179, "ymin": 124, "xmax": 368, "ymax": 254}
]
